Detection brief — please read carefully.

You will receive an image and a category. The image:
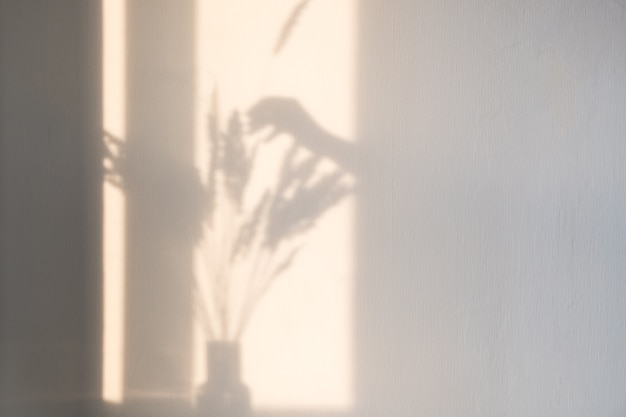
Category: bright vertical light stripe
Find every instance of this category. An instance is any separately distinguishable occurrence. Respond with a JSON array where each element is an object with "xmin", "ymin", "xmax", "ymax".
[
  {"xmin": 194, "ymin": 0, "xmax": 211, "ymax": 184},
  {"xmin": 102, "ymin": 0, "xmax": 127, "ymax": 403},
  {"xmin": 192, "ymin": 0, "xmax": 209, "ymax": 394}
]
